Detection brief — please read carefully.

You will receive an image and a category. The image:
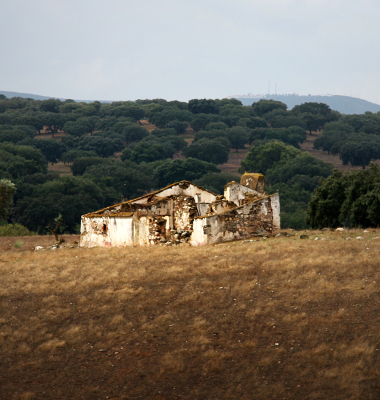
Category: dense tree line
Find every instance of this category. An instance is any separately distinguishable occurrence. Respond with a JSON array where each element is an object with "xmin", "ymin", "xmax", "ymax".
[
  {"xmin": 313, "ymin": 113, "xmax": 380, "ymax": 168},
  {"xmin": 0, "ymin": 93, "xmax": 378, "ymax": 233},
  {"xmin": 307, "ymin": 163, "xmax": 380, "ymax": 229}
]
